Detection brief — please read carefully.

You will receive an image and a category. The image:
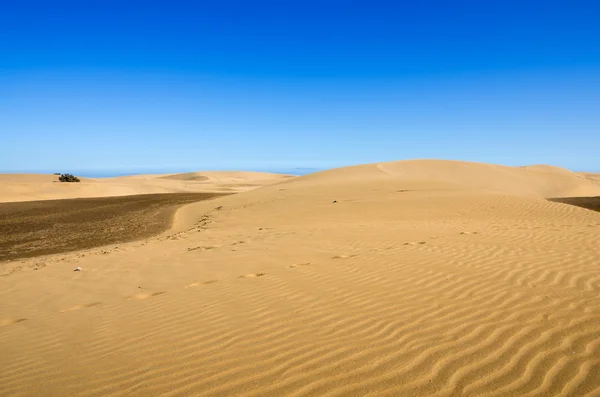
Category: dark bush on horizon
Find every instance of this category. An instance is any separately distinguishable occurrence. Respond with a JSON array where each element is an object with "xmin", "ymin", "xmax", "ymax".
[{"xmin": 58, "ymin": 173, "xmax": 80, "ymax": 183}]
